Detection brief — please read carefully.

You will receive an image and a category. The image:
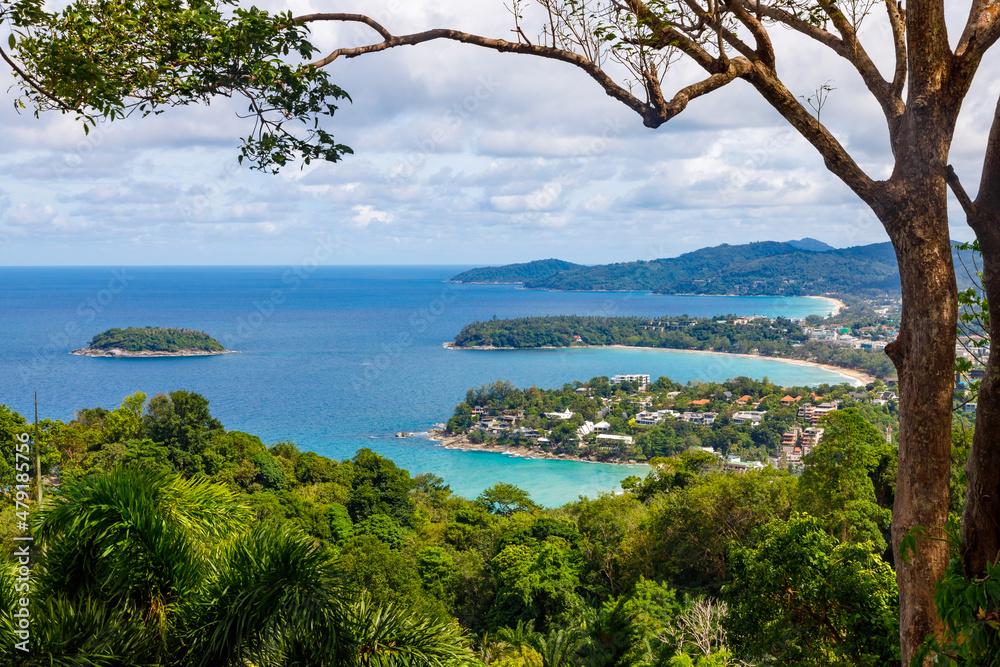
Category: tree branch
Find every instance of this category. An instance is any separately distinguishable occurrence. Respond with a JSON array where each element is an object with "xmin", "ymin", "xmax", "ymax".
[
  {"xmin": 723, "ymin": 0, "xmax": 775, "ymax": 67},
  {"xmin": 884, "ymin": 0, "xmax": 906, "ymax": 101},
  {"xmin": 743, "ymin": 62, "xmax": 878, "ymax": 204},
  {"xmin": 297, "ymin": 7, "xmax": 875, "ymax": 202},
  {"xmin": 623, "ymin": 0, "xmax": 719, "ymax": 70},
  {"xmin": 956, "ymin": 0, "xmax": 1000, "ymax": 63},
  {"xmin": 0, "ymin": 43, "xmax": 76, "ymax": 114},
  {"xmin": 741, "ymin": 1, "xmax": 902, "ymax": 132},
  {"xmin": 294, "ymin": 13, "xmax": 392, "ymax": 41},
  {"xmin": 740, "ymin": 1, "xmax": 842, "ymax": 52},
  {"xmin": 655, "ymin": 57, "xmax": 753, "ymax": 124},
  {"xmin": 943, "ymin": 163, "xmax": 978, "ymax": 219},
  {"xmin": 972, "ymin": 93, "xmax": 1000, "ymax": 235},
  {"xmin": 298, "ymin": 17, "xmax": 666, "ymax": 126}
]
